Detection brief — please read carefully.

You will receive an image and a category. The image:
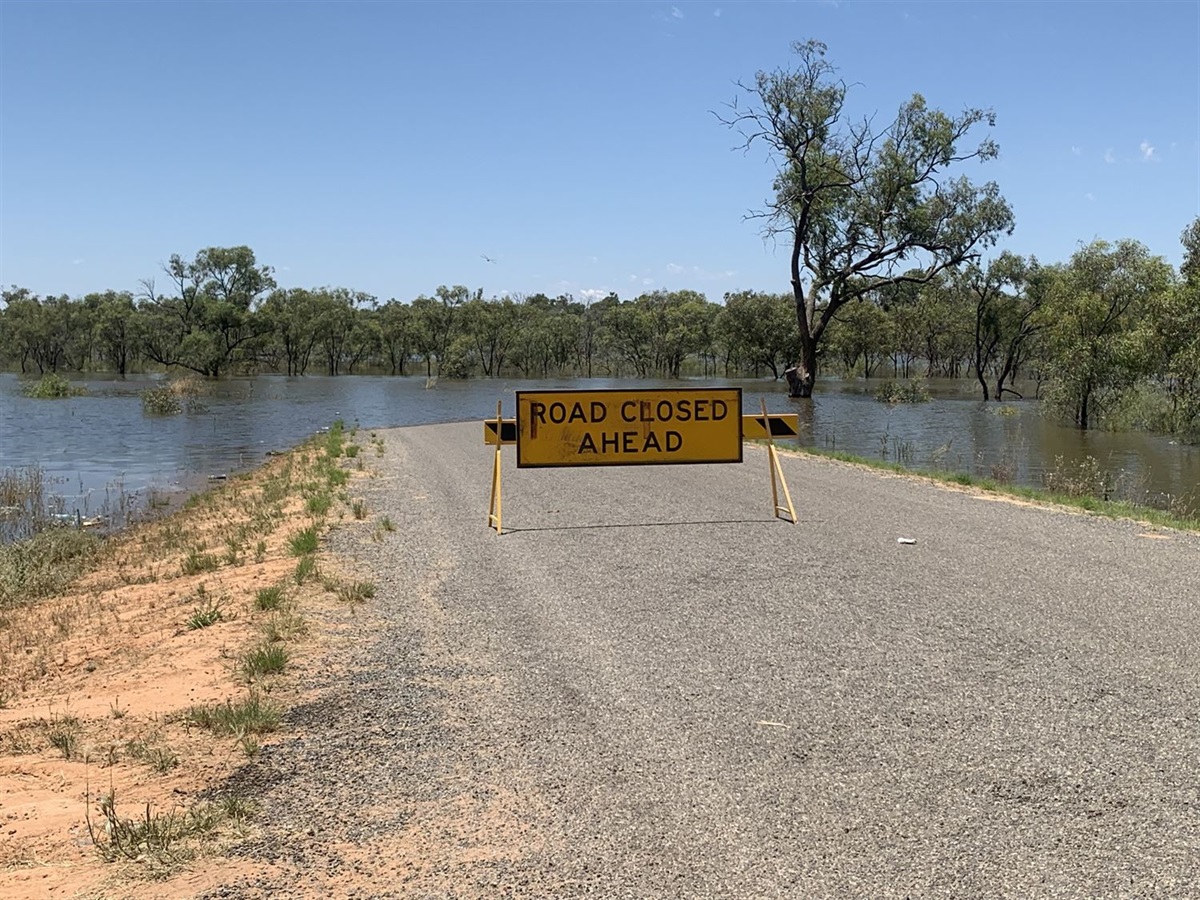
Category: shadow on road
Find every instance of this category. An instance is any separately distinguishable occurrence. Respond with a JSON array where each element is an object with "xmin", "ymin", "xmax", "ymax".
[{"xmin": 499, "ymin": 518, "xmax": 778, "ymax": 533}]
